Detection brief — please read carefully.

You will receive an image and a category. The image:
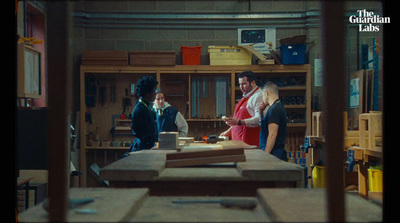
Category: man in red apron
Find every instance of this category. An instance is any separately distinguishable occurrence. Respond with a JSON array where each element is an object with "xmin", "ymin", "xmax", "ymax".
[{"xmin": 220, "ymin": 71, "xmax": 263, "ymax": 146}]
